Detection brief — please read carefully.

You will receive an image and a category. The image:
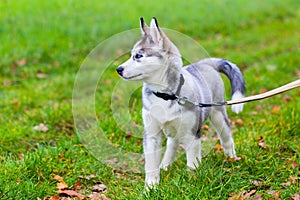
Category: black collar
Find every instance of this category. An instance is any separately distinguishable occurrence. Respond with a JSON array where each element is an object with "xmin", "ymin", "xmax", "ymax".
[
  {"xmin": 153, "ymin": 74, "xmax": 185, "ymax": 101},
  {"xmin": 153, "ymin": 92, "xmax": 178, "ymax": 100}
]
